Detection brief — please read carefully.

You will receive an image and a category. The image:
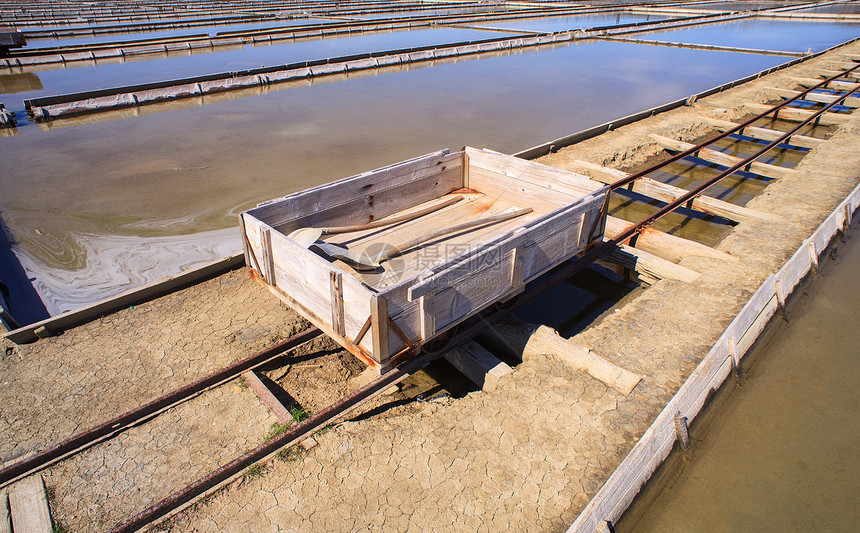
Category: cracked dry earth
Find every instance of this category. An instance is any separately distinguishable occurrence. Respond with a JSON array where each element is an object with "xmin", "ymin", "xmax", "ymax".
[{"xmin": 2, "ymin": 44, "xmax": 858, "ymax": 533}]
